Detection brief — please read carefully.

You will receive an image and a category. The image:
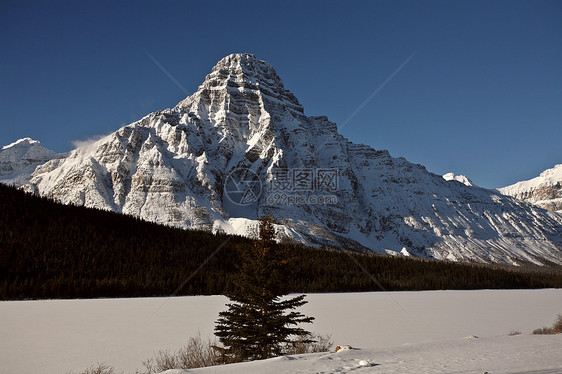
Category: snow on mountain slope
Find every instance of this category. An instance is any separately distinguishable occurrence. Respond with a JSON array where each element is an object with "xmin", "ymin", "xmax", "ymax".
[
  {"xmin": 499, "ymin": 164, "xmax": 562, "ymax": 212},
  {"xmin": 0, "ymin": 138, "xmax": 63, "ymax": 185},
  {"xmin": 12, "ymin": 53, "xmax": 562, "ymax": 265},
  {"xmin": 442, "ymin": 172, "xmax": 474, "ymax": 186}
]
